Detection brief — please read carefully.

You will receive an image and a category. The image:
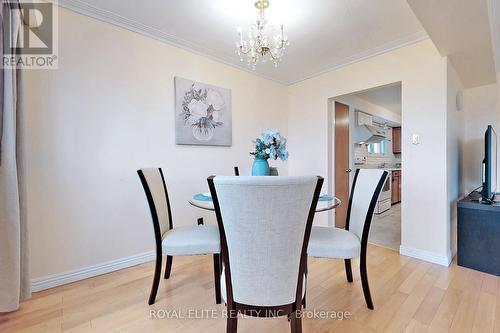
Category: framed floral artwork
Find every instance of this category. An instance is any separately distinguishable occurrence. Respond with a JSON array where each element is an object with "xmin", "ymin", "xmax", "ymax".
[{"xmin": 174, "ymin": 77, "xmax": 232, "ymax": 146}]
